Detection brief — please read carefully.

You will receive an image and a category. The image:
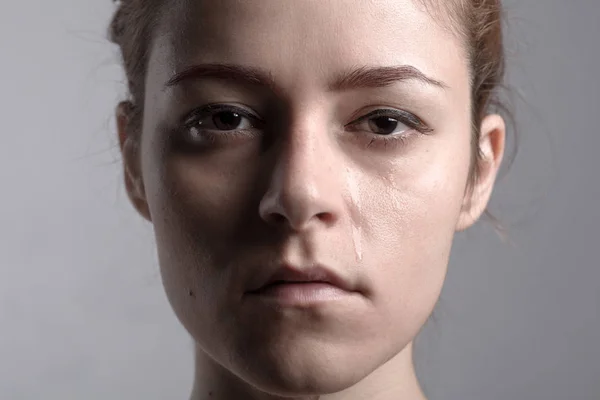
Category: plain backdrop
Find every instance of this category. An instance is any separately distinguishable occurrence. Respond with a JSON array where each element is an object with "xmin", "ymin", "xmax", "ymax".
[{"xmin": 0, "ymin": 1, "xmax": 598, "ymax": 399}]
